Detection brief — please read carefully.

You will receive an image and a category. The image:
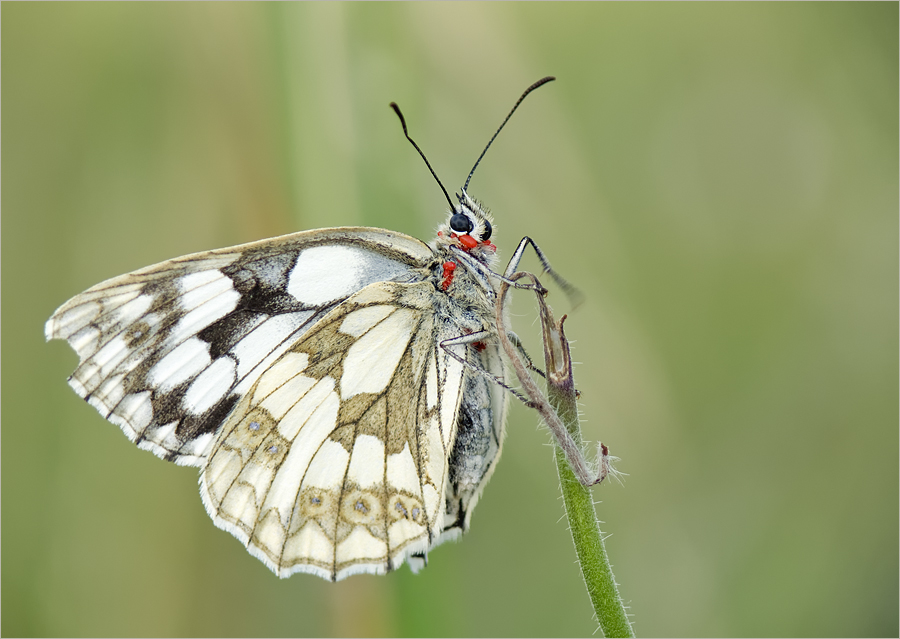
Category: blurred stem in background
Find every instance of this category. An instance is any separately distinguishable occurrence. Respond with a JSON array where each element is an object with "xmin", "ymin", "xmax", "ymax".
[
  {"xmin": 498, "ymin": 273, "xmax": 634, "ymax": 637},
  {"xmin": 266, "ymin": 5, "xmax": 397, "ymax": 635}
]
